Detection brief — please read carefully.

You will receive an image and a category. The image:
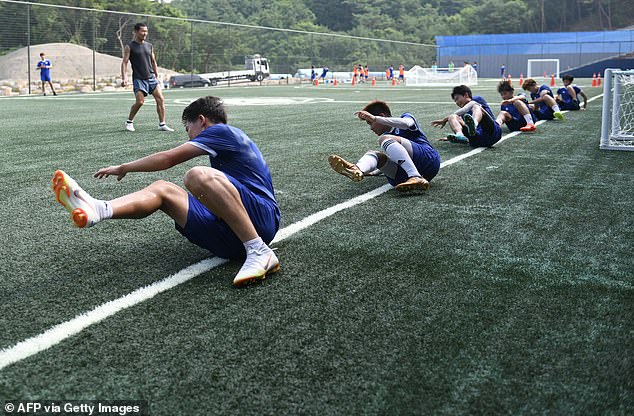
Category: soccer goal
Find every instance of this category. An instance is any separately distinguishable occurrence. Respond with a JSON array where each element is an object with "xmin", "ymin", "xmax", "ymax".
[
  {"xmin": 600, "ymin": 68, "xmax": 634, "ymax": 151},
  {"xmin": 527, "ymin": 59, "xmax": 560, "ymax": 79},
  {"xmin": 405, "ymin": 64, "xmax": 478, "ymax": 86}
]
